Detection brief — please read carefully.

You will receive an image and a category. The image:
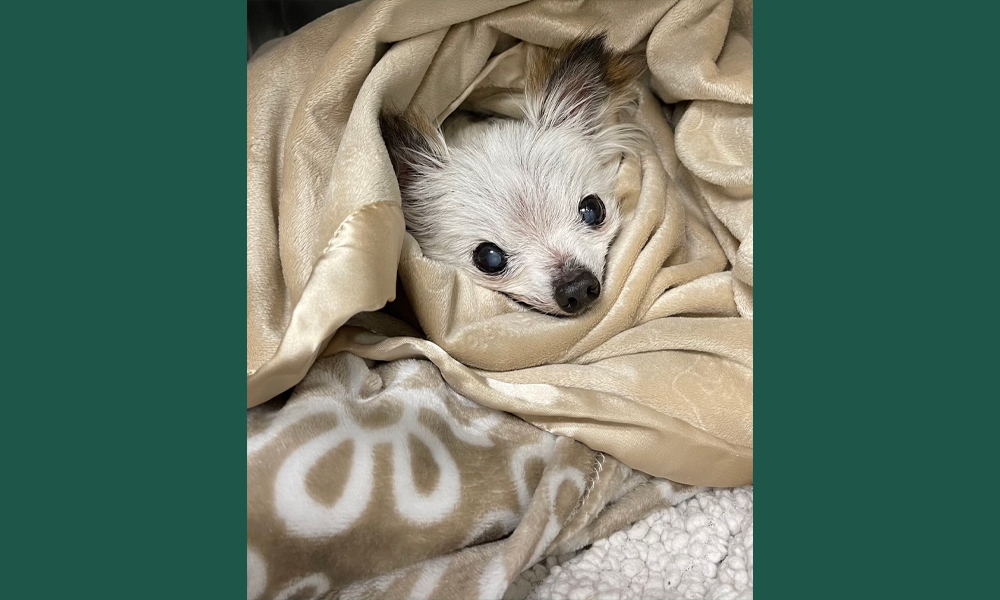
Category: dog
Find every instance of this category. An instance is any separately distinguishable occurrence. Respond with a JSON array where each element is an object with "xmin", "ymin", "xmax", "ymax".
[{"xmin": 381, "ymin": 34, "xmax": 644, "ymax": 316}]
